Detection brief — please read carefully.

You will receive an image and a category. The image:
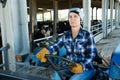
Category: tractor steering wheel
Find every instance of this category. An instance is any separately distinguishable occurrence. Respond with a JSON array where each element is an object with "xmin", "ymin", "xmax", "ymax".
[
  {"xmin": 45, "ymin": 54, "xmax": 77, "ymax": 80},
  {"xmin": 45, "ymin": 54, "xmax": 76, "ymax": 71}
]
